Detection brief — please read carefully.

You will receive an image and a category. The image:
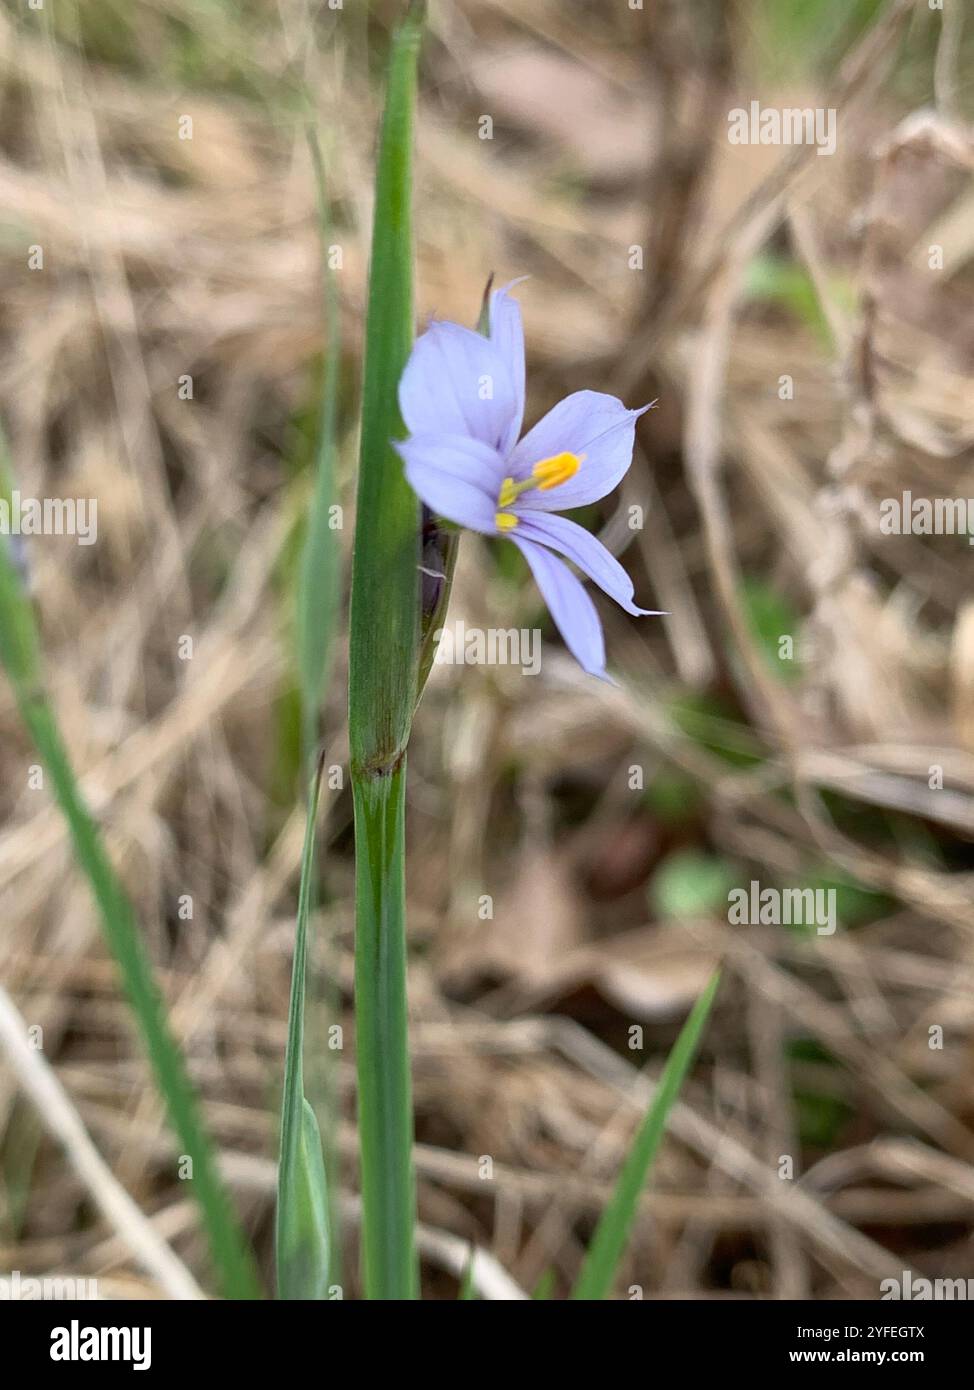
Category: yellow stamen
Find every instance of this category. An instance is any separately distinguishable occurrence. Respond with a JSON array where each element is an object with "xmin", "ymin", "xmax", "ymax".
[
  {"xmin": 532, "ymin": 451, "xmax": 582, "ymax": 491},
  {"xmin": 497, "ymin": 476, "xmax": 517, "ymax": 509},
  {"xmin": 493, "ymin": 453, "xmax": 583, "ymax": 533}
]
